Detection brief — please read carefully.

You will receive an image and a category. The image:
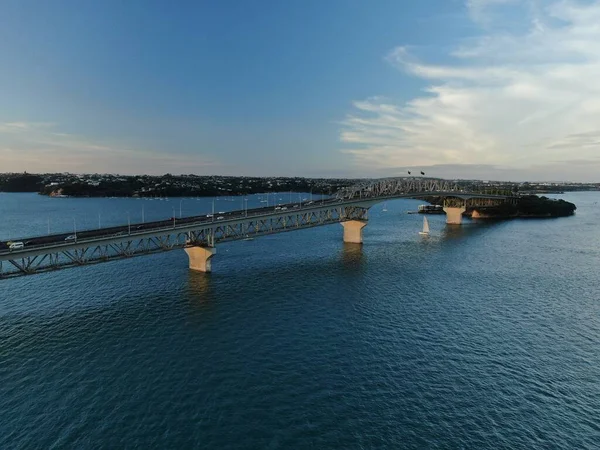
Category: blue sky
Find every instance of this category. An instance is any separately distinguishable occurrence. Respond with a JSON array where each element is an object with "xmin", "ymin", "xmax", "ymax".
[{"xmin": 1, "ymin": 0, "xmax": 600, "ymax": 181}]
